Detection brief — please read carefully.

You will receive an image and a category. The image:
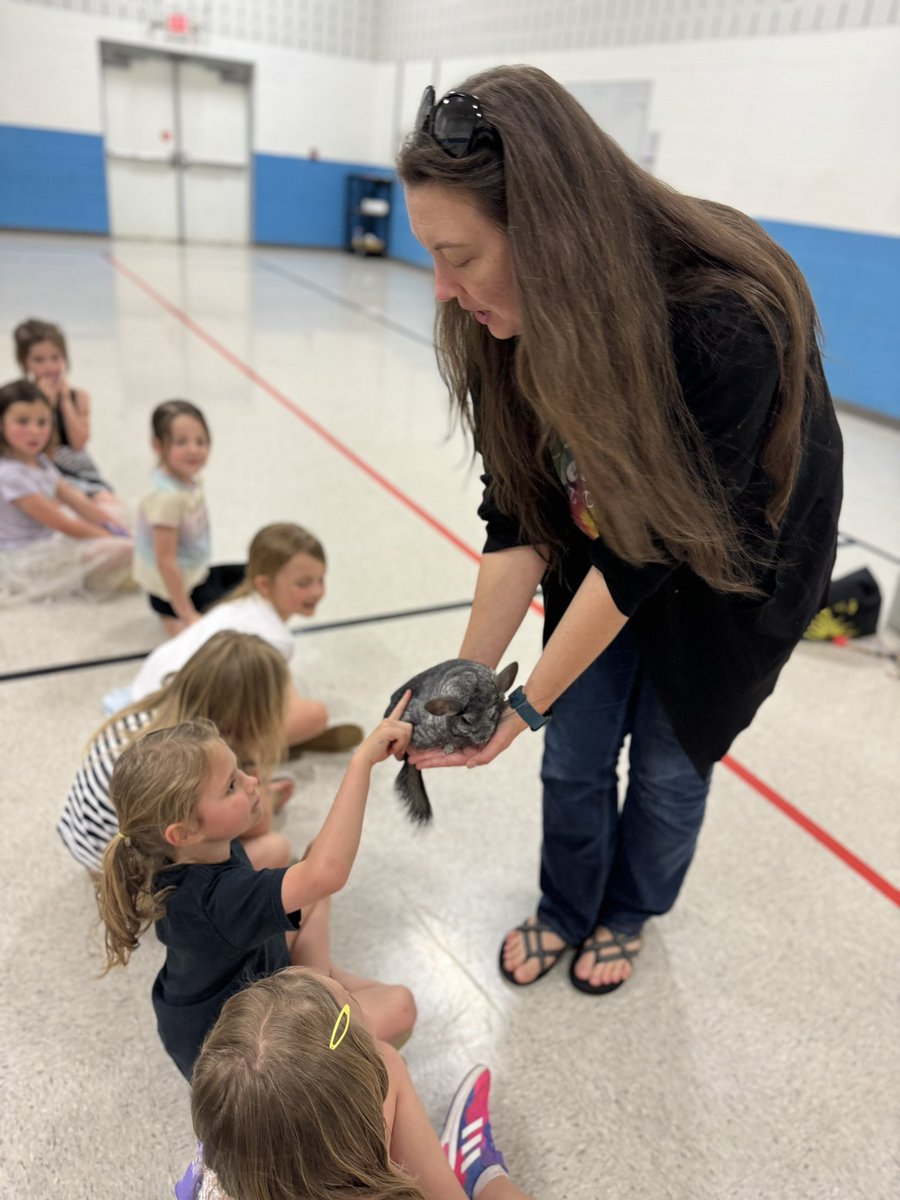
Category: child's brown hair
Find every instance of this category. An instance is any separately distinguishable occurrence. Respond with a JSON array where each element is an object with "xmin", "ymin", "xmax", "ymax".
[
  {"xmin": 13, "ymin": 318, "xmax": 68, "ymax": 371},
  {"xmin": 151, "ymin": 398, "xmax": 210, "ymax": 444},
  {"xmin": 0, "ymin": 380, "xmax": 54, "ymax": 456},
  {"xmin": 96, "ymin": 721, "xmax": 219, "ymax": 972},
  {"xmin": 192, "ymin": 969, "xmax": 426, "ymax": 1200}
]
